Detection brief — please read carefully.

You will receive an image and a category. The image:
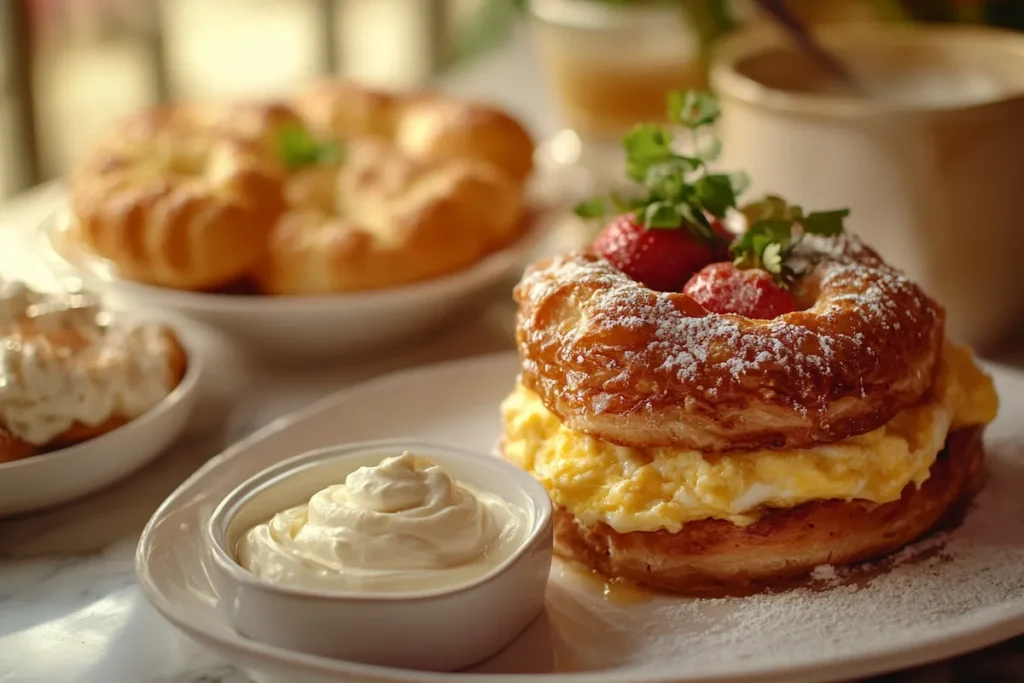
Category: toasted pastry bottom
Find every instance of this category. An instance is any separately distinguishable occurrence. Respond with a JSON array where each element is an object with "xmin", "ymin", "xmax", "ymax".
[{"xmin": 548, "ymin": 427, "xmax": 984, "ymax": 594}]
